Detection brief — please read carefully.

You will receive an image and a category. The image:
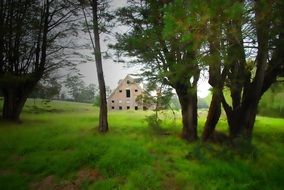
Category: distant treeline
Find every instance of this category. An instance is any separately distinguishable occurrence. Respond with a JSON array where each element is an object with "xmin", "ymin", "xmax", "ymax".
[{"xmin": 28, "ymin": 75, "xmax": 112, "ymax": 105}]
